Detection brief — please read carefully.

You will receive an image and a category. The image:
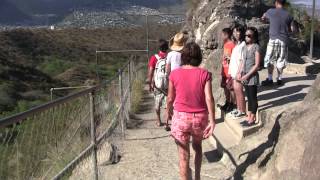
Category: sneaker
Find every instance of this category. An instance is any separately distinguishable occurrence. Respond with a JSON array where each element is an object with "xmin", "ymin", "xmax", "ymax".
[
  {"xmin": 231, "ymin": 109, "xmax": 239, "ymax": 115},
  {"xmin": 277, "ymin": 79, "xmax": 284, "ymax": 86},
  {"xmin": 234, "ymin": 111, "xmax": 246, "ymax": 118},
  {"xmin": 261, "ymin": 78, "xmax": 273, "ymax": 86},
  {"xmin": 219, "ymin": 102, "xmax": 230, "ymax": 111},
  {"xmin": 226, "ymin": 103, "xmax": 236, "ymax": 112}
]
